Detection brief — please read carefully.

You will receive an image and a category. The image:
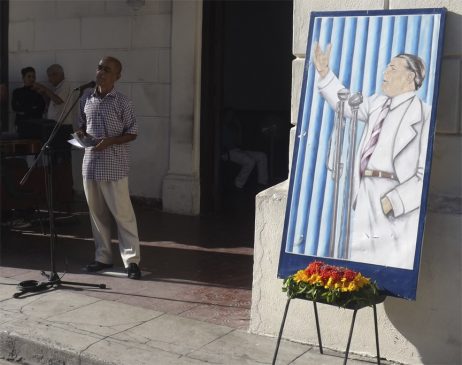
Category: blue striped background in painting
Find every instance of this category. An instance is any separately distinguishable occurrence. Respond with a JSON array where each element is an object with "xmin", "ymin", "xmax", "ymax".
[
  {"xmin": 392, "ymin": 16, "xmax": 407, "ymax": 56},
  {"xmin": 291, "ymin": 18, "xmax": 333, "ymax": 254},
  {"xmin": 285, "ymin": 18, "xmax": 322, "ymax": 253},
  {"xmin": 285, "ymin": 14, "xmax": 441, "ymax": 257},
  {"xmin": 304, "ymin": 17, "xmax": 345, "ymax": 255},
  {"xmin": 374, "ymin": 16, "xmax": 394, "ymax": 94},
  {"xmin": 405, "ymin": 16, "xmax": 421, "ymax": 55},
  {"xmin": 316, "ymin": 17, "xmax": 356, "ymax": 257}
]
